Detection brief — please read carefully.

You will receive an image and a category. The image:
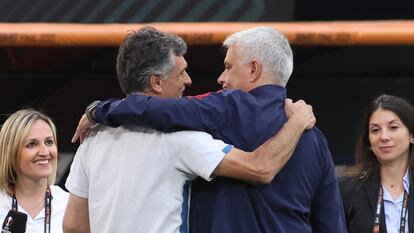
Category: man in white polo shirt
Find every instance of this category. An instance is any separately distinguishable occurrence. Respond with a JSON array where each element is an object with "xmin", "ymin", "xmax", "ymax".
[{"xmin": 63, "ymin": 26, "xmax": 314, "ymax": 233}]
